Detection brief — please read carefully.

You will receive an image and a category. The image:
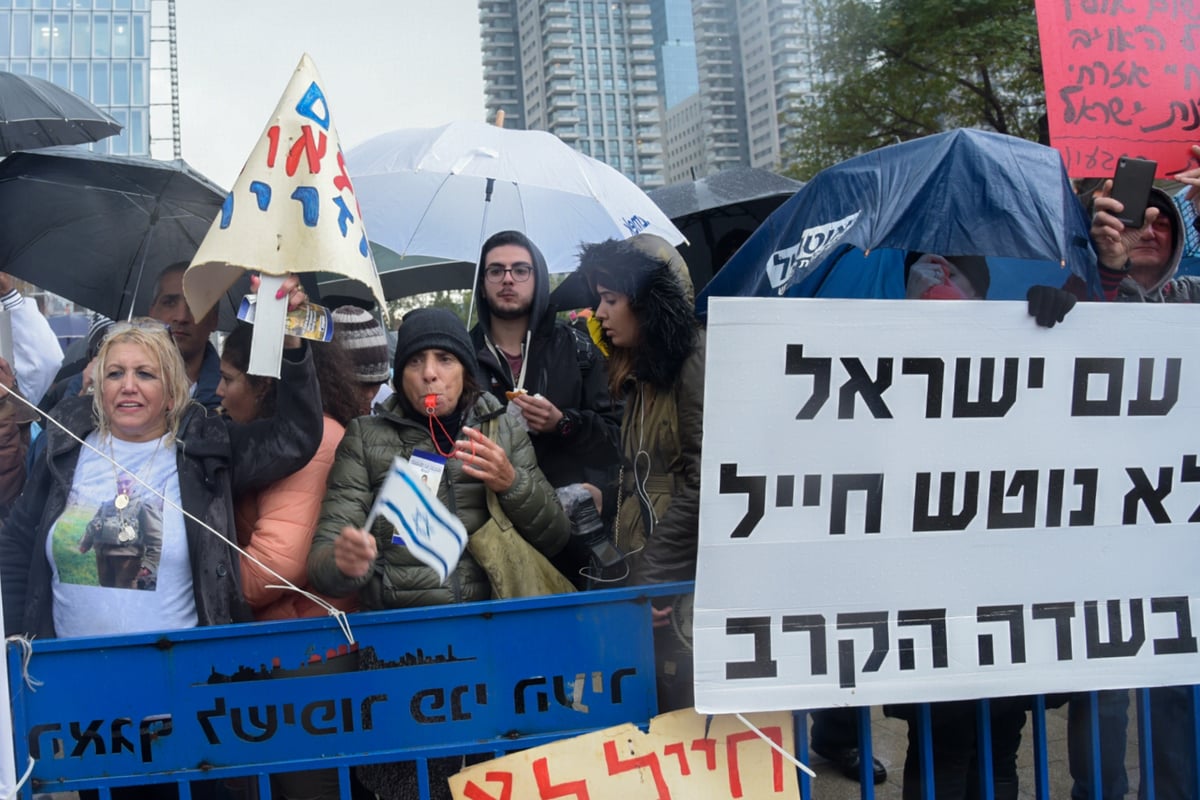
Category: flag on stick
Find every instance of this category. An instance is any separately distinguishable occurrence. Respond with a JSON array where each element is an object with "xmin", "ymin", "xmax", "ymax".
[{"xmin": 365, "ymin": 456, "xmax": 467, "ymax": 584}]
